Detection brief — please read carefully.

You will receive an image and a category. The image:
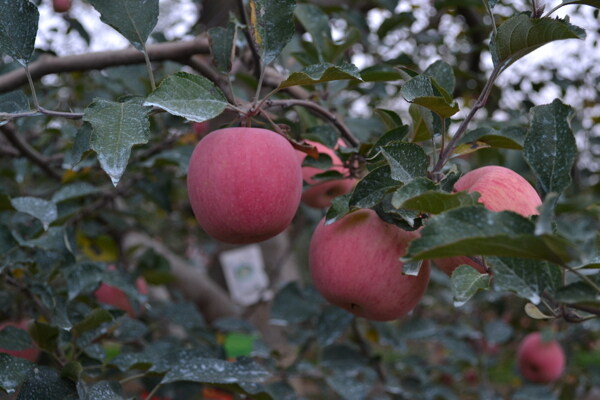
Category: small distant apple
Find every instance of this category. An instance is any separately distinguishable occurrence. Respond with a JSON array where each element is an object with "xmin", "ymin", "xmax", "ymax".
[
  {"xmin": 53, "ymin": 0, "xmax": 72, "ymax": 13},
  {"xmin": 0, "ymin": 319, "xmax": 40, "ymax": 362},
  {"xmin": 95, "ymin": 267, "xmax": 149, "ymax": 317},
  {"xmin": 297, "ymin": 140, "xmax": 355, "ymax": 209},
  {"xmin": 517, "ymin": 332, "xmax": 565, "ymax": 383},
  {"xmin": 309, "ymin": 208, "xmax": 430, "ymax": 321}
]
